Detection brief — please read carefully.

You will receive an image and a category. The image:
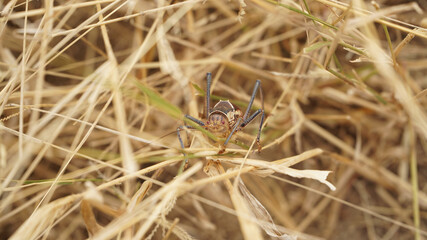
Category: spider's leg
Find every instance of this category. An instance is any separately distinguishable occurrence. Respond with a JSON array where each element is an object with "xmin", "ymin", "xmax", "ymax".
[
  {"xmin": 178, "ymin": 115, "xmax": 205, "ymax": 168},
  {"xmin": 241, "ymin": 109, "xmax": 262, "ymax": 127},
  {"xmin": 241, "ymin": 109, "xmax": 265, "ymax": 152},
  {"xmin": 206, "ymin": 72, "xmax": 212, "ymax": 120},
  {"xmin": 243, "ymin": 80, "xmax": 262, "ymax": 120},
  {"xmin": 185, "ymin": 114, "xmax": 205, "ymax": 126},
  {"xmin": 177, "ymin": 125, "xmax": 196, "ymax": 167},
  {"xmin": 242, "ymin": 80, "xmax": 265, "ymax": 152},
  {"xmin": 256, "ymin": 111, "xmax": 265, "ymax": 151},
  {"xmin": 222, "ymin": 118, "xmax": 243, "ymax": 153}
]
